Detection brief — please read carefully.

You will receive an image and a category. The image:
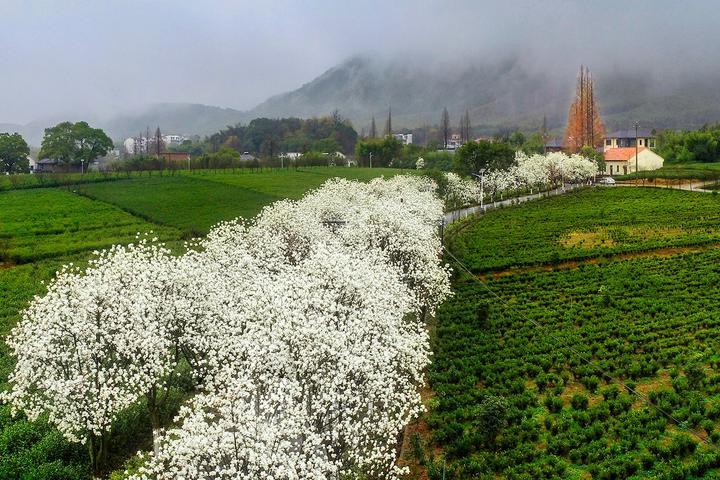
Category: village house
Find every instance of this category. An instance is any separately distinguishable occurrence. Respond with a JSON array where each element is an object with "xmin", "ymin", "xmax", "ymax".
[
  {"xmin": 279, "ymin": 152, "xmax": 302, "ymax": 161},
  {"xmin": 543, "ymin": 137, "xmax": 565, "ymax": 153},
  {"xmin": 34, "ymin": 159, "xmax": 87, "ymax": 173},
  {"xmin": 603, "ymin": 128, "xmax": 656, "ymax": 151},
  {"xmin": 447, "ymin": 133, "xmax": 463, "ymax": 150},
  {"xmin": 604, "ymin": 147, "xmax": 664, "ymax": 176},
  {"xmin": 160, "ymin": 151, "xmax": 191, "ymax": 164},
  {"xmin": 602, "ymin": 128, "xmax": 663, "ymax": 175},
  {"xmin": 393, "ymin": 133, "xmax": 413, "ymax": 145}
]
